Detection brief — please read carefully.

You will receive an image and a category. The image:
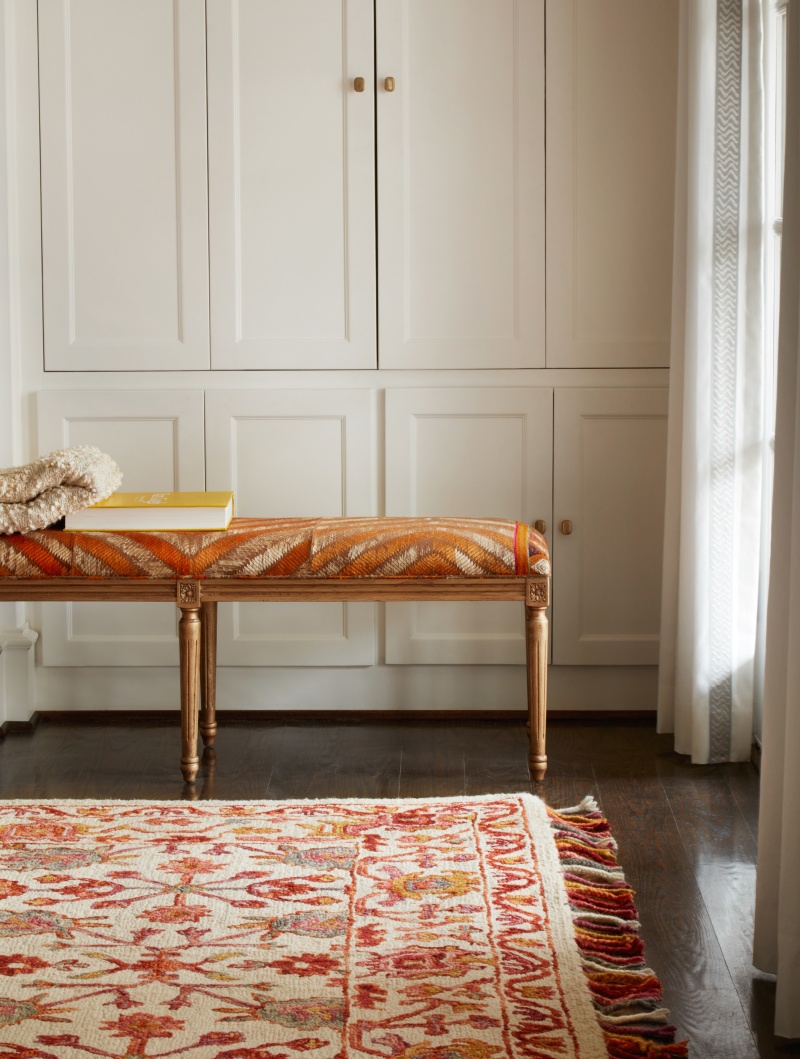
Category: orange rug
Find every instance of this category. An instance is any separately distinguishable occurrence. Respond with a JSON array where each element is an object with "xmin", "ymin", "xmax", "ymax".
[{"xmin": 0, "ymin": 795, "xmax": 686, "ymax": 1058}]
